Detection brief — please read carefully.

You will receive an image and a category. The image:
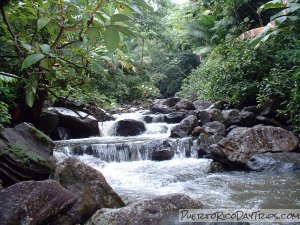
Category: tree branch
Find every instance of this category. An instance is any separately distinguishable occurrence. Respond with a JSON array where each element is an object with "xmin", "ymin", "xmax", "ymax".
[{"xmin": 0, "ymin": 6, "xmax": 23, "ymax": 58}]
